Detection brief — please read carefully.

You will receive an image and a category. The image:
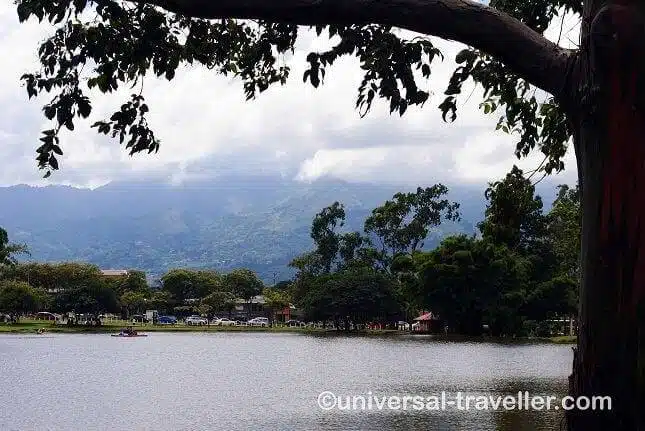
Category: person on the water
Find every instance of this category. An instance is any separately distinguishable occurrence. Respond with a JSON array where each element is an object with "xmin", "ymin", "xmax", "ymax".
[{"xmin": 120, "ymin": 326, "xmax": 136, "ymax": 336}]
